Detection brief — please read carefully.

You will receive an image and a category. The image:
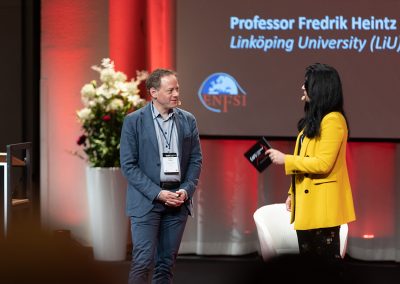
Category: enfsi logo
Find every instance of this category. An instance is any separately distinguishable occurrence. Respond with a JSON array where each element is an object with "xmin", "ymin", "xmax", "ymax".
[{"xmin": 198, "ymin": 73, "xmax": 246, "ymax": 113}]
